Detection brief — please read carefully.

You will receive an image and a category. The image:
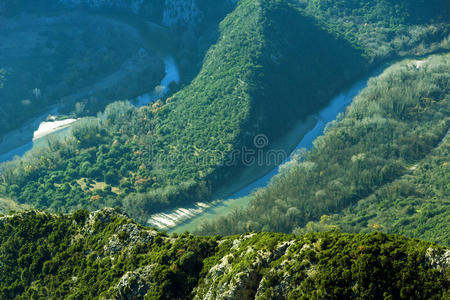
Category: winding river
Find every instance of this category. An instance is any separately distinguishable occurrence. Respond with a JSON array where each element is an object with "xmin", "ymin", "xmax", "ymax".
[
  {"xmin": 162, "ymin": 66, "xmax": 386, "ymax": 233},
  {"xmin": 0, "ymin": 58, "xmax": 386, "ymax": 233},
  {"xmin": 0, "ymin": 55, "xmax": 429, "ymax": 233},
  {"xmin": 0, "ymin": 56, "xmax": 180, "ymax": 164},
  {"xmin": 0, "ymin": 54, "xmax": 388, "ymax": 234}
]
